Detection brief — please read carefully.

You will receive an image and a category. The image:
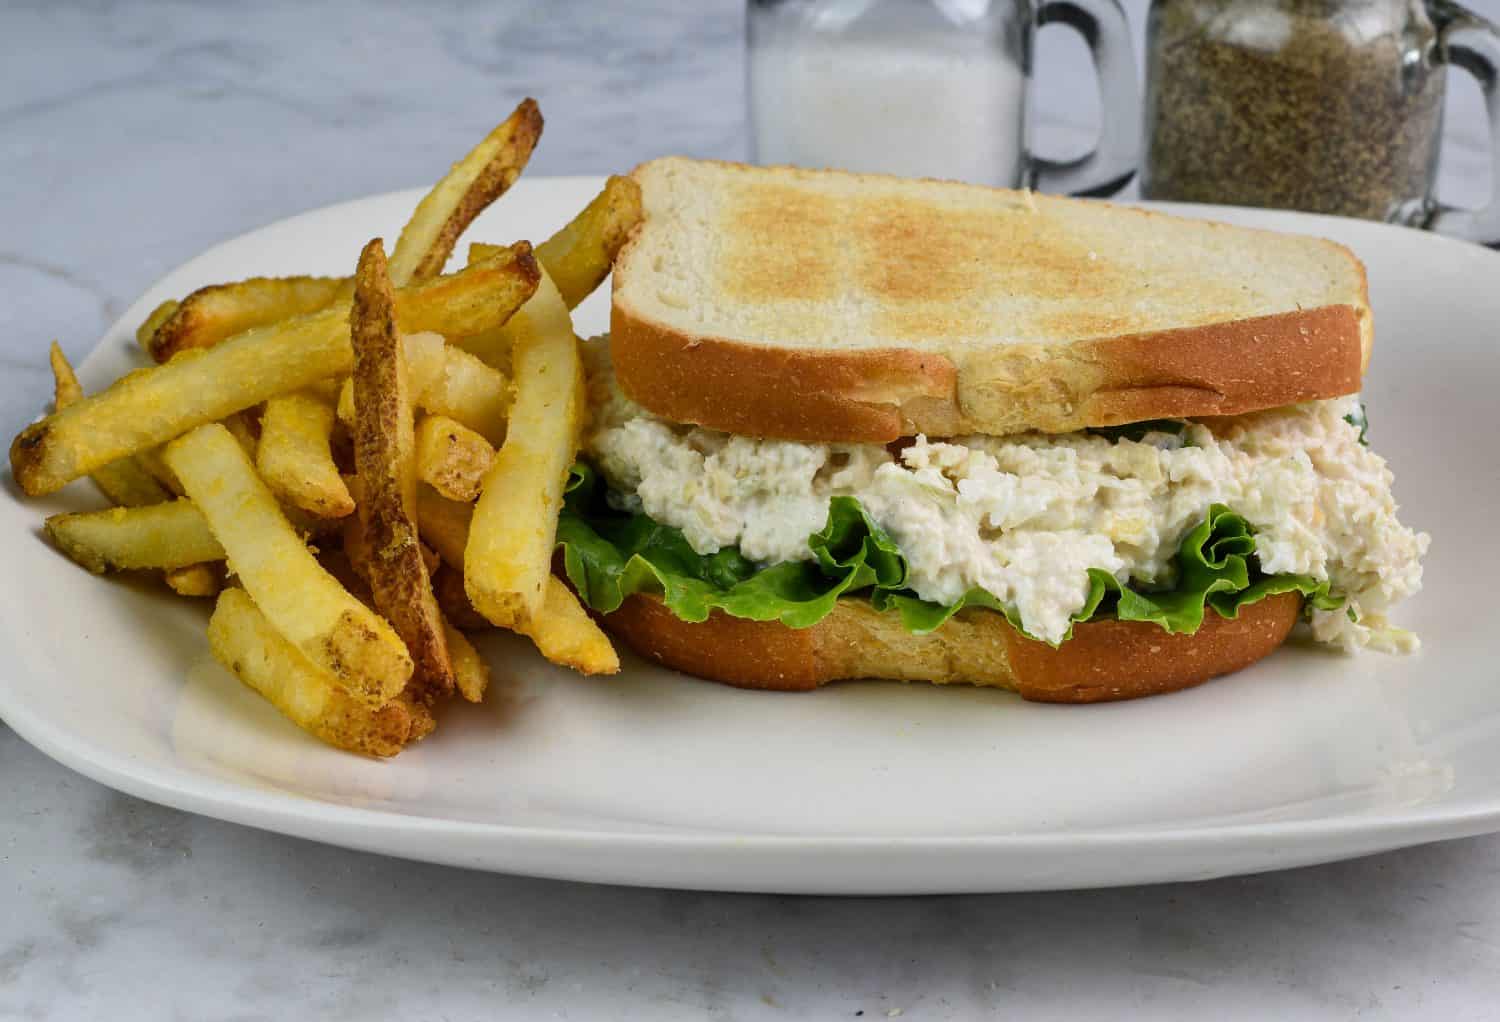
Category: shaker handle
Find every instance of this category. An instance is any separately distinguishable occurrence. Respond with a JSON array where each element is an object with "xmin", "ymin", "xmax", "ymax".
[
  {"xmin": 1427, "ymin": 1, "xmax": 1500, "ymax": 244},
  {"xmin": 1031, "ymin": 0, "xmax": 1140, "ymax": 197}
]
